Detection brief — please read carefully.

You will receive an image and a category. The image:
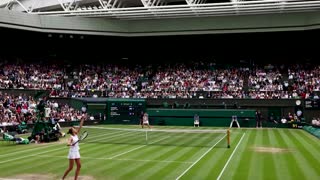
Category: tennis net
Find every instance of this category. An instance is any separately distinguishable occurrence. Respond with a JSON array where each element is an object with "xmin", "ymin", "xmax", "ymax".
[{"xmin": 80, "ymin": 126, "xmax": 230, "ymax": 148}]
